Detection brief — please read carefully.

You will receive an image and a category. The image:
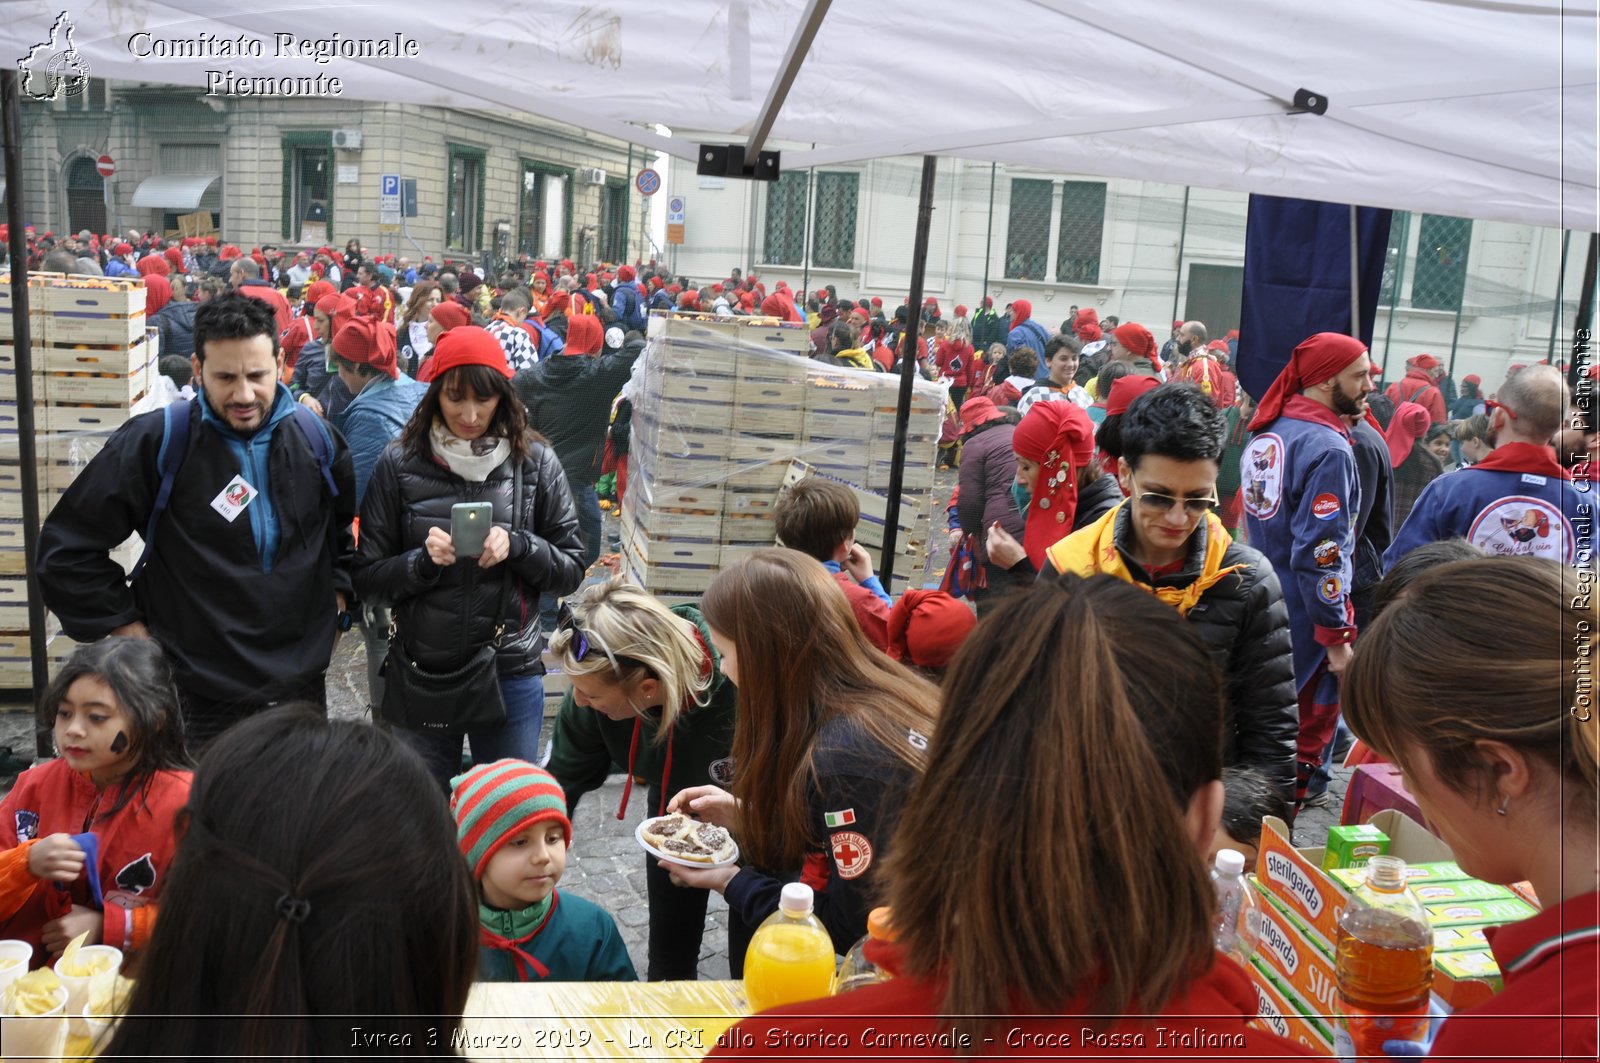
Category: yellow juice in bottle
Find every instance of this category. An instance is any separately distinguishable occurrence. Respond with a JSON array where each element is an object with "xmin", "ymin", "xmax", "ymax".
[{"xmin": 742, "ymin": 882, "xmax": 838, "ymax": 1012}]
